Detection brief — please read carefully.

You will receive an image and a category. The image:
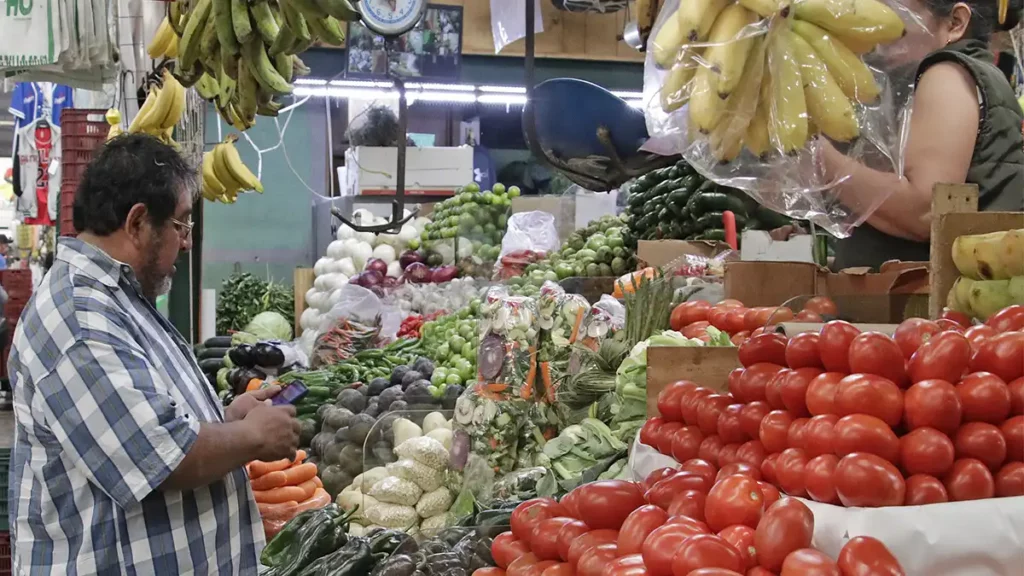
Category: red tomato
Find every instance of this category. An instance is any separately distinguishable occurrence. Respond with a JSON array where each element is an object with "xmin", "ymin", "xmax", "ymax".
[
  {"xmin": 719, "ymin": 444, "xmax": 741, "ymax": 467},
  {"xmin": 646, "ymin": 472, "xmax": 712, "ymax": 509},
  {"xmin": 834, "ymin": 374, "xmax": 904, "ymax": 428},
  {"xmin": 508, "ymin": 553, "xmax": 541, "ymax": 576},
  {"xmin": 698, "ymin": 395, "xmax": 733, "ymax": 436},
  {"xmin": 995, "ymin": 462, "xmax": 1024, "ymax": 497},
  {"xmin": 957, "ymin": 372, "xmax": 1012, "ymax": 424},
  {"xmin": 717, "ymin": 463, "xmax": 762, "ymax": 482},
  {"xmin": 493, "ymin": 532, "xmax": 531, "ymax": 569},
  {"xmin": 833, "ymin": 414, "xmax": 900, "ymax": 464},
  {"xmin": 760, "ymin": 454, "xmax": 780, "ymax": 485},
  {"xmin": 753, "ymin": 498, "xmax": 814, "ymax": 572},
  {"xmin": 664, "ymin": 515, "xmax": 711, "ymax": 534},
  {"xmin": 780, "ymin": 549, "xmax": 839, "ymax": 576},
  {"xmin": 805, "ymin": 372, "xmax": 844, "ymax": 416},
  {"xmin": 971, "ymin": 332, "xmax": 1024, "ymax": 383},
  {"xmin": 795, "ymin": 309, "xmax": 825, "ymax": 322},
  {"xmin": 908, "ymin": 331, "xmax": 972, "ymax": 384},
  {"xmin": 786, "ymin": 418, "xmax": 810, "ymax": 452},
  {"xmin": 834, "ymin": 453, "xmax": 906, "ymax": 507},
  {"xmin": 819, "ymin": 321, "xmax": 861, "ymax": 373},
  {"xmin": 699, "ymin": 437, "xmax": 726, "ymax": 468},
  {"xmin": 717, "ymin": 525, "xmax": 757, "ymax": 570},
  {"xmin": 837, "ymin": 536, "xmax": 905, "ymax": 576},
  {"xmin": 683, "ymin": 322, "xmax": 713, "ymax": 340},
  {"xmin": 785, "ymin": 332, "xmax": 824, "ymax": 370},
  {"xmin": 681, "ymin": 459, "xmax": 719, "ymax": 487},
  {"xmin": 903, "ymin": 379, "xmax": 963, "ymax": 436},
  {"xmin": 577, "ymin": 544, "xmax": 618, "ymax": 576},
  {"xmin": 656, "ymin": 422, "xmax": 684, "ymax": 455},
  {"xmin": 603, "ymin": 554, "xmax": 649, "ymax": 576},
  {"xmin": 1009, "ymin": 378, "xmax": 1024, "ymax": 416},
  {"xmin": 732, "ymin": 332, "xmax": 751, "ymax": 347},
  {"xmin": 944, "ymin": 458, "xmax": 995, "ymax": 501},
  {"xmin": 540, "ymin": 563, "xmax": 574, "ymax": 576},
  {"xmin": 671, "ymin": 534, "xmax": 745, "ymax": 575},
  {"xmin": 747, "ymin": 568, "xmax": 776, "ymax": 576},
  {"xmin": 682, "ymin": 388, "xmax": 714, "ymax": 426},
  {"xmin": 522, "ymin": 561, "xmax": 559, "ymax": 576},
  {"xmin": 775, "ymin": 448, "xmax": 809, "ymax": 497},
  {"xmin": 965, "ymin": 325, "xmax": 999, "ymax": 354},
  {"xmin": 709, "ymin": 308, "xmax": 733, "ymax": 332},
  {"xmin": 765, "ymin": 307, "xmax": 795, "ymax": 325},
  {"xmin": 803, "ymin": 454, "xmax": 840, "ymax": 504},
  {"xmin": 473, "ymin": 569, "xmax": 508, "ymax": 576},
  {"xmin": 576, "ymin": 481, "xmax": 646, "ymax": 530},
  {"xmin": 848, "ymin": 332, "xmax": 909, "ymax": 388},
  {"xmin": 672, "ymin": 301, "xmax": 712, "ymax": 331},
  {"xmin": 567, "ymin": 531, "xmax": 619, "ymax": 566},
  {"xmin": 512, "ymin": 499, "xmax": 567, "ymax": 542},
  {"xmin": 986, "ymin": 305, "xmax": 1024, "ymax": 333},
  {"xmin": 705, "ymin": 475, "xmax": 765, "ymax": 532},
  {"xmin": 940, "ymin": 308, "xmax": 972, "ymax": 328},
  {"xmin": 735, "ymin": 441, "xmax": 767, "ymax": 470},
  {"xmin": 555, "ymin": 520, "xmax": 591, "ymax": 562},
  {"xmin": 719, "ymin": 404, "xmax": 749, "ymax": 444},
  {"xmin": 1002, "ymin": 416, "xmax": 1024, "ymax": 462},
  {"xmin": 805, "ymin": 296, "xmax": 838, "ymax": 316},
  {"xmin": 739, "ymin": 333, "xmax": 788, "ymax": 368},
  {"xmin": 532, "ymin": 518, "xmax": 579, "ymax": 560},
  {"xmin": 642, "ymin": 524, "xmax": 702, "ymax": 576},
  {"xmin": 954, "ymin": 422, "xmax": 1007, "ymax": 470},
  {"xmin": 759, "ymin": 410, "xmax": 794, "ymax": 454},
  {"xmin": 658, "ymin": 381, "xmax": 697, "ymax": 423},
  {"xmin": 904, "ymin": 474, "xmax": 949, "ymax": 505},
  {"xmin": 899, "ymin": 427, "xmax": 955, "ymax": 476},
  {"xmin": 935, "ymin": 319, "xmax": 966, "ymax": 333},
  {"xmin": 640, "ymin": 418, "xmax": 665, "ymax": 448},
  {"xmin": 780, "ymin": 368, "xmax": 823, "ymax": 417},
  {"xmin": 667, "ymin": 490, "xmax": 707, "ymax": 522},
  {"xmin": 617, "ymin": 505, "xmax": 668, "ymax": 557},
  {"xmin": 671, "ymin": 426, "xmax": 705, "ymax": 463},
  {"xmin": 736, "ymin": 363, "xmax": 785, "ymax": 404},
  {"xmin": 724, "ymin": 309, "xmax": 751, "ymax": 335},
  {"xmin": 739, "ymin": 402, "xmax": 771, "ymax": 440},
  {"xmin": 894, "ymin": 318, "xmax": 942, "ymax": 359},
  {"xmin": 561, "ymin": 488, "xmax": 582, "ymax": 519},
  {"xmin": 803, "ymin": 414, "xmax": 839, "ymax": 458},
  {"xmin": 744, "ymin": 308, "xmax": 771, "ymax": 332},
  {"xmin": 758, "ymin": 481, "xmax": 781, "ymax": 509},
  {"xmin": 643, "ymin": 468, "xmax": 680, "ymax": 492},
  {"xmin": 765, "ymin": 369, "xmax": 789, "ymax": 410}
]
